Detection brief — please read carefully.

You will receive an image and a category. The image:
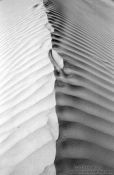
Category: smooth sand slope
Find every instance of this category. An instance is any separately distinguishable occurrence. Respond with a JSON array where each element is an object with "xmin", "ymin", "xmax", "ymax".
[
  {"xmin": 0, "ymin": 0, "xmax": 59, "ymax": 174},
  {"xmin": 44, "ymin": 0, "xmax": 114, "ymax": 174}
]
